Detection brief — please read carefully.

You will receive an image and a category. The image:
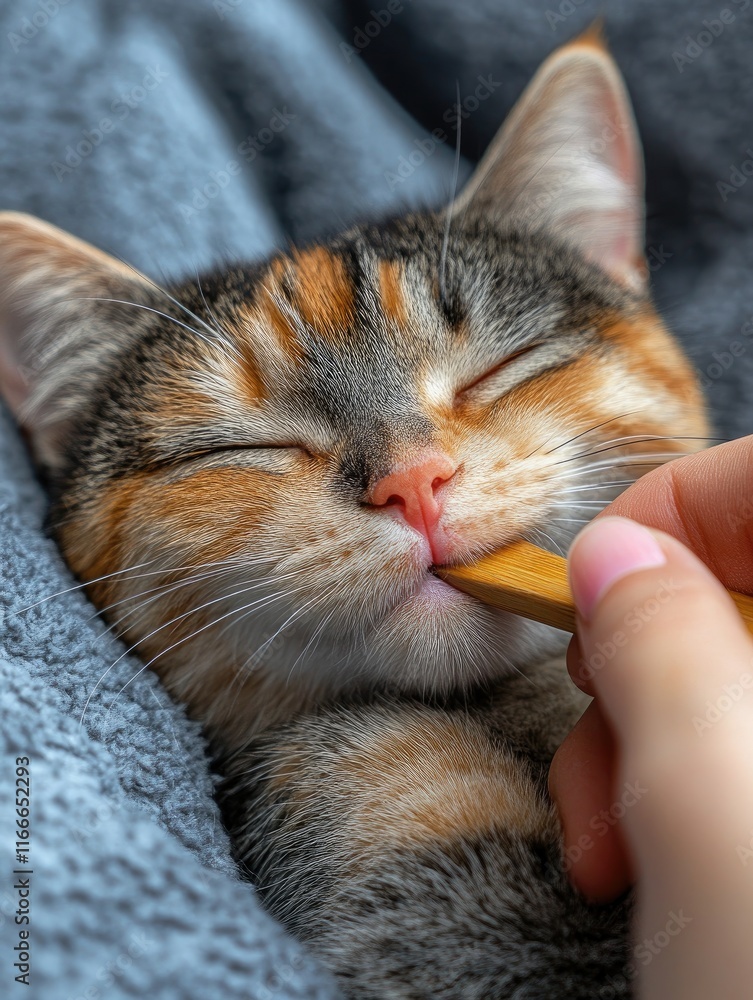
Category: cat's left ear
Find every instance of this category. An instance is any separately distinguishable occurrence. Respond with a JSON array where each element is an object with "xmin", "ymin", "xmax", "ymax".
[
  {"xmin": 454, "ymin": 28, "xmax": 646, "ymax": 291},
  {"xmin": 0, "ymin": 212, "xmax": 155, "ymax": 472}
]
